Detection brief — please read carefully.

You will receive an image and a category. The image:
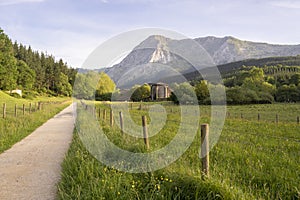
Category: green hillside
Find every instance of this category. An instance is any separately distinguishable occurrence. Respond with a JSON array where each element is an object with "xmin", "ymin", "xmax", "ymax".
[
  {"xmin": 217, "ymin": 55, "xmax": 300, "ymax": 75},
  {"xmin": 0, "ymin": 91, "xmax": 27, "ymax": 103}
]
